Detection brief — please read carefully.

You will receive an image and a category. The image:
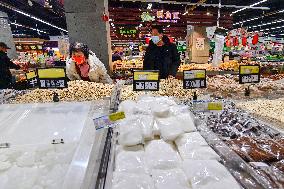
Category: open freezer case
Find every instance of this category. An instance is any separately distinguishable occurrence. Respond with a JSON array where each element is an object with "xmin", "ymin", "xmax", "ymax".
[{"xmin": 0, "ymin": 100, "xmax": 110, "ymax": 189}]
